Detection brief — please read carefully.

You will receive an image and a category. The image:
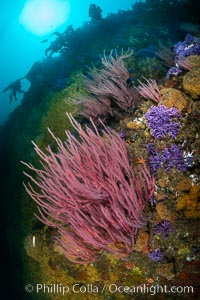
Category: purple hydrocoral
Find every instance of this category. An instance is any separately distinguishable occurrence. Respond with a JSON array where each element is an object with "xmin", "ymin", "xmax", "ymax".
[
  {"xmin": 149, "ymin": 194, "xmax": 158, "ymax": 207},
  {"xmin": 146, "ymin": 143, "xmax": 162, "ymax": 173},
  {"xmin": 166, "ymin": 34, "xmax": 200, "ymax": 78},
  {"xmin": 145, "ymin": 105, "xmax": 181, "ymax": 139},
  {"xmin": 120, "ymin": 130, "xmax": 126, "ymax": 140},
  {"xmin": 174, "ymin": 34, "xmax": 200, "ymax": 60},
  {"xmin": 153, "ymin": 220, "xmax": 171, "ymax": 238},
  {"xmin": 146, "ymin": 143, "xmax": 192, "ymax": 174},
  {"xmin": 22, "ymin": 113, "xmax": 155, "ymax": 263},
  {"xmin": 162, "ymin": 144, "xmax": 187, "ymax": 172},
  {"xmin": 148, "ymin": 249, "xmax": 164, "ymax": 262},
  {"xmin": 148, "ymin": 151, "xmax": 162, "ymax": 173},
  {"xmin": 166, "ymin": 66, "xmax": 182, "ymax": 79}
]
